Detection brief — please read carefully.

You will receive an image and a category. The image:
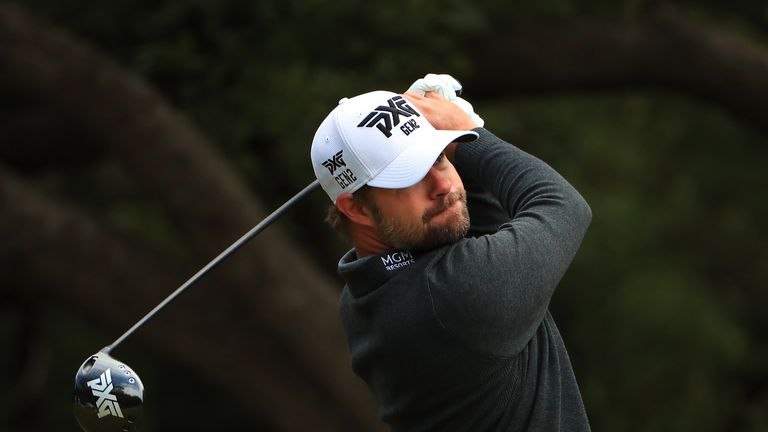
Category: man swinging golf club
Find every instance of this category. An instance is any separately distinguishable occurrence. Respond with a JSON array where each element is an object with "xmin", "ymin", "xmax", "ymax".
[{"xmin": 311, "ymin": 75, "xmax": 592, "ymax": 431}]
